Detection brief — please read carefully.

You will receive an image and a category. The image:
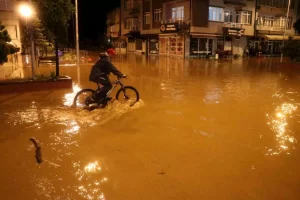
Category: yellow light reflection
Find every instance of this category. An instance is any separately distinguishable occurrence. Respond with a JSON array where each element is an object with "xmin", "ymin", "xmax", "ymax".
[
  {"xmin": 74, "ymin": 161, "xmax": 108, "ymax": 200},
  {"xmin": 64, "ymin": 120, "xmax": 80, "ymax": 134},
  {"xmin": 266, "ymin": 103, "xmax": 297, "ymax": 155},
  {"xmin": 84, "ymin": 161, "xmax": 101, "ymax": 173},
  {"xmin": 64, "ymin": 84, "xmax": 82, "ymax": 106}
]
